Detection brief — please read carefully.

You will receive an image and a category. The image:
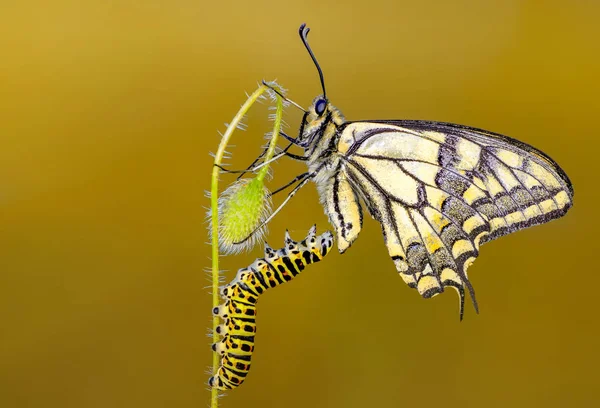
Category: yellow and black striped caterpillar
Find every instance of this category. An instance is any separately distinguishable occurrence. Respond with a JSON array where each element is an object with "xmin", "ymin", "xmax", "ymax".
[{"xmin": 209, "ymin": 226, "xmax": 334, "ymax": 390}]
